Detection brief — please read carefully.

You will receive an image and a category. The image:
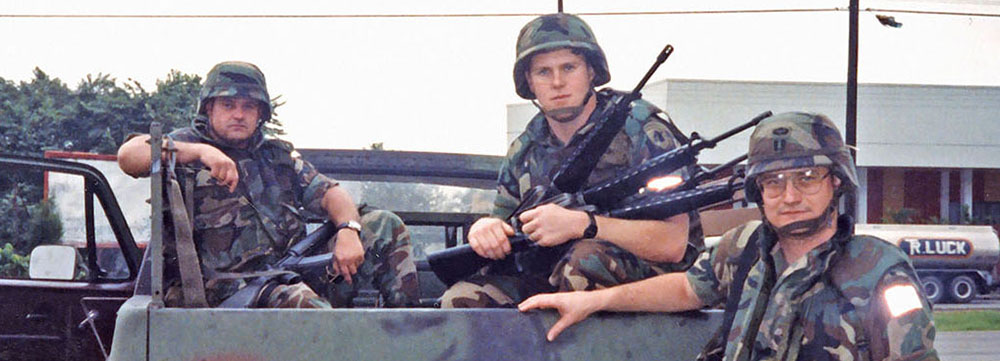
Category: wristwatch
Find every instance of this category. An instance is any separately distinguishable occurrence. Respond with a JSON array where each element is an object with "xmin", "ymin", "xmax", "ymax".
[
  {"xmin": 582, "ymin": 212, "xmax": 598, "ymax": 239},
  {"xmin": 336, "ymin": 220, "xmax": 362, "ymax": 235}
]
